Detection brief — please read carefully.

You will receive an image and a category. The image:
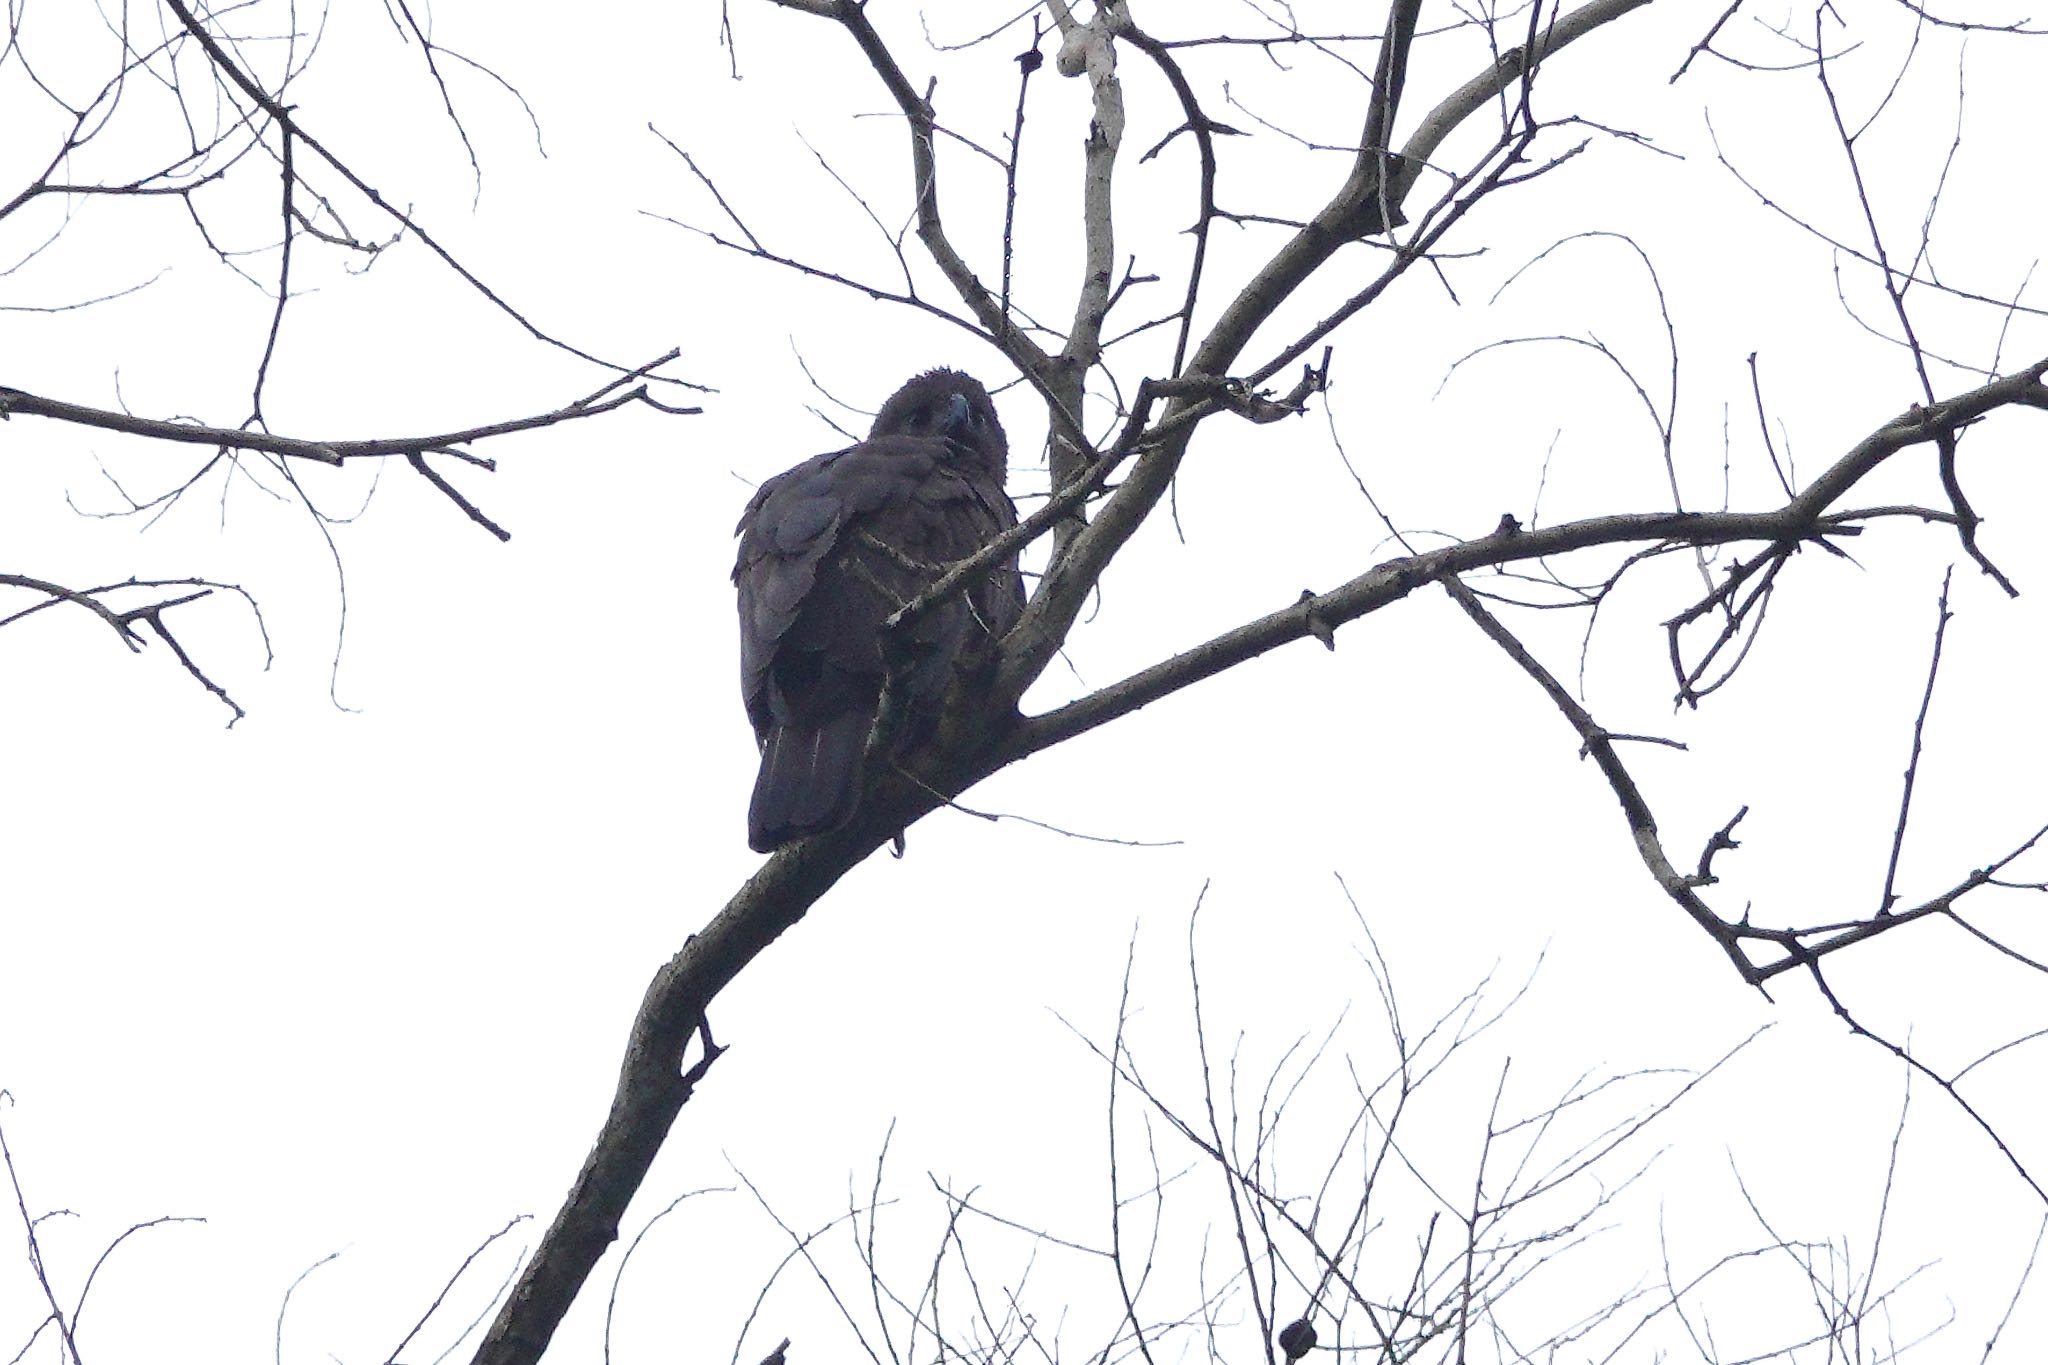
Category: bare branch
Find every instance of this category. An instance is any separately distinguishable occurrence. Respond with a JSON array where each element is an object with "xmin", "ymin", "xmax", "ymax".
[{"xmin": 0, "ymin": 363, "xmax": 692, "ymax": 471}]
